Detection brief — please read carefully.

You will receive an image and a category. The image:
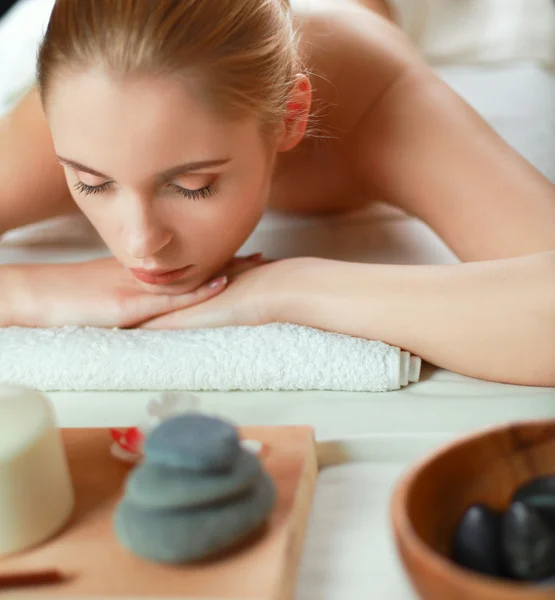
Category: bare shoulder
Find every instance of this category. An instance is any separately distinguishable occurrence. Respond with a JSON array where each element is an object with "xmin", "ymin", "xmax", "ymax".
[
  {"xmin": 0, "ymin": 89, "xmax": 79, "ymax": 233},
  {"xmin": 269, "ymin": 0, "xmax": 423, "ymax": 213},
  {"xmin": 293, "ymin": 0, "xmax": 419, "ymax": 133}
]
